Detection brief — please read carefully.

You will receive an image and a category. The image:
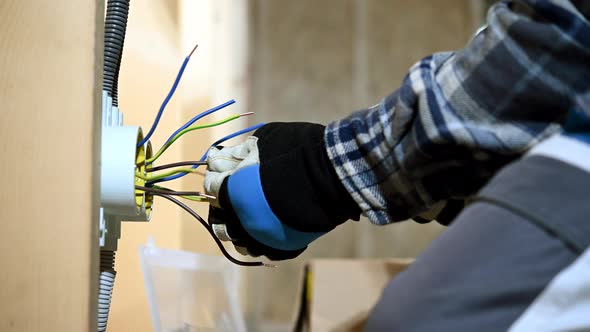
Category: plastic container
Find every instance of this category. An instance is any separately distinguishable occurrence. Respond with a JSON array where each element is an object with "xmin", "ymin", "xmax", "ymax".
[{"xmin": 140, "ymin": 239, "xmax": 246, "ymax": 332}]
